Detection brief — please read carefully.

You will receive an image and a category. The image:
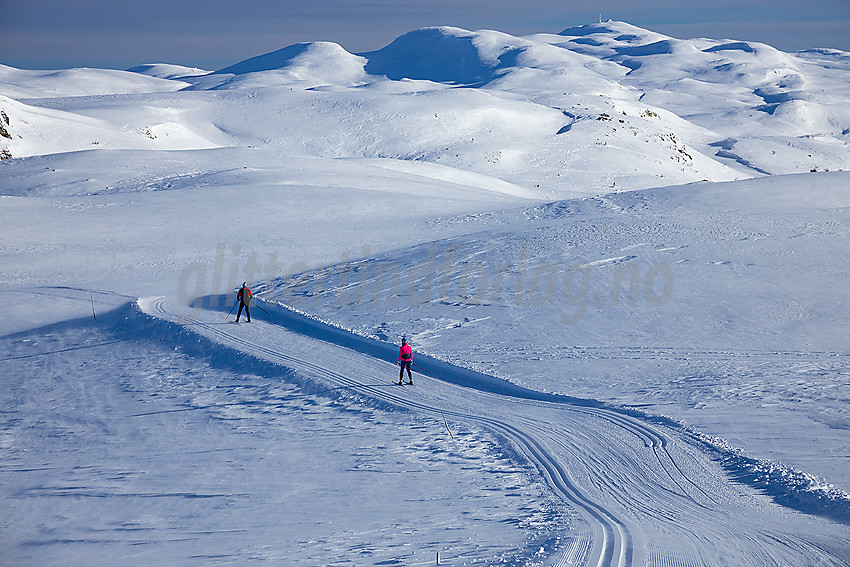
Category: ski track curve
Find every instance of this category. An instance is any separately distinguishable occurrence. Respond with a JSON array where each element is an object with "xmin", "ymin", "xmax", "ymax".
[
  {"xmin": 146, "ymin": 297, "xmax": 639, "ymax": 566},
  {"xmin": 140, "ymin": 296, "xmax": 848, "ymax": 567}
]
